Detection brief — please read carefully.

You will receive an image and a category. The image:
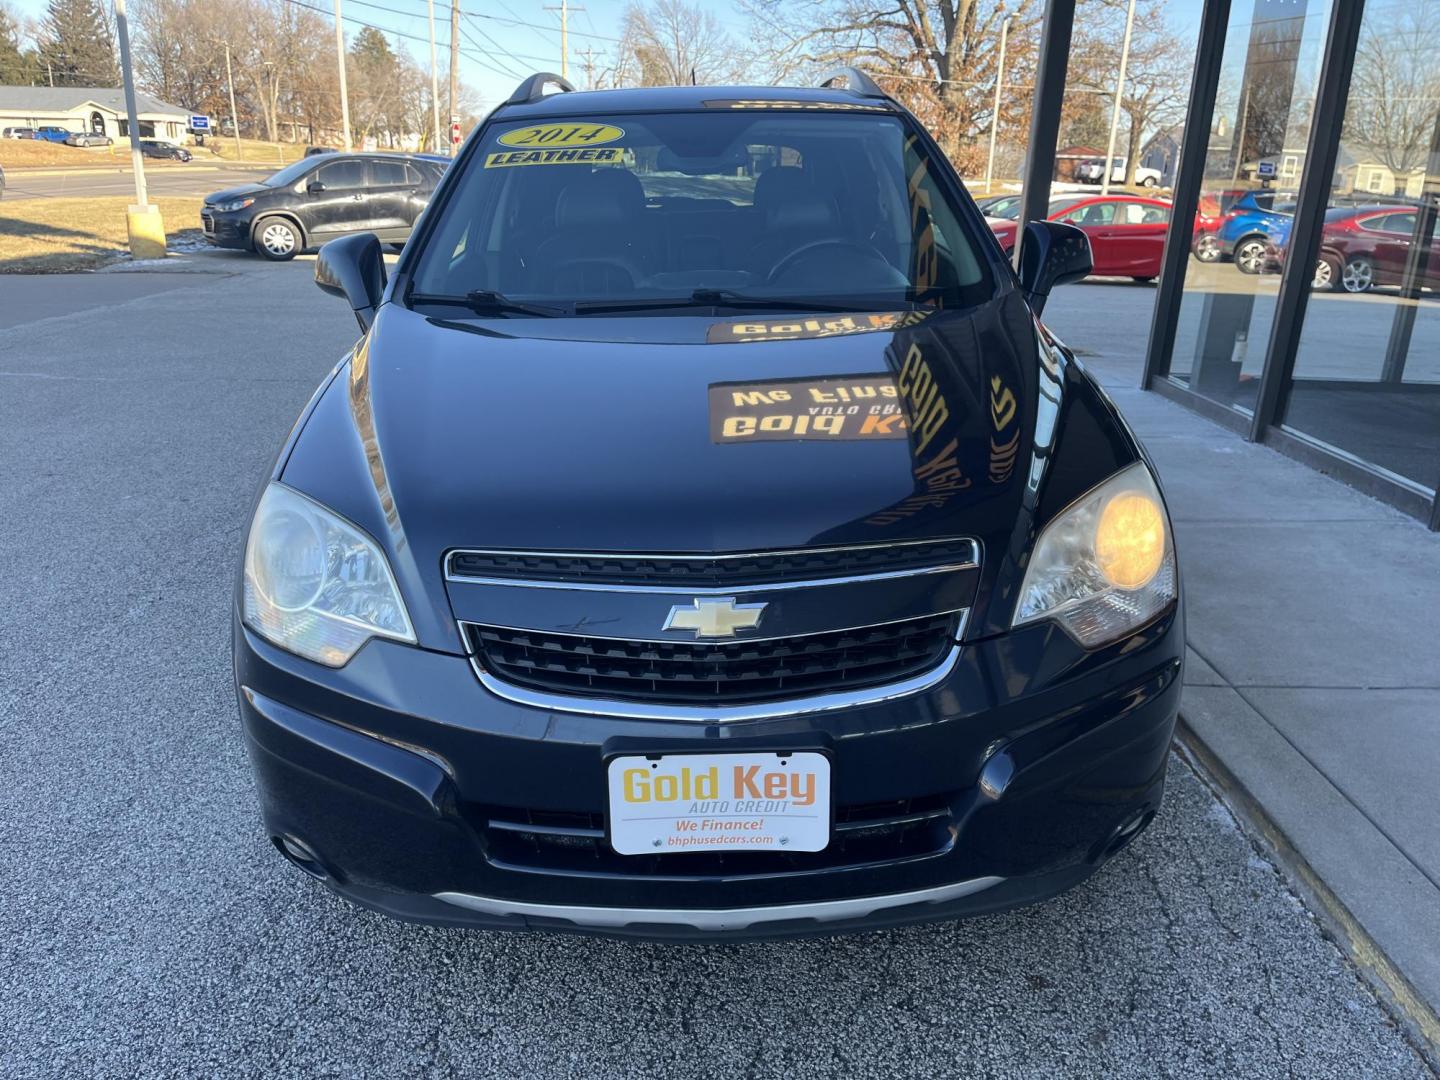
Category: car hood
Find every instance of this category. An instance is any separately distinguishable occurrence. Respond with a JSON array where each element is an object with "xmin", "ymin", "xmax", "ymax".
[
  {"xmin": 204, "ymin": 183, "xmax": 268, "ymax": 205},
  {"xmin": 280, "ymin": 288, "xmax": 1134, "ymax": 648}
]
